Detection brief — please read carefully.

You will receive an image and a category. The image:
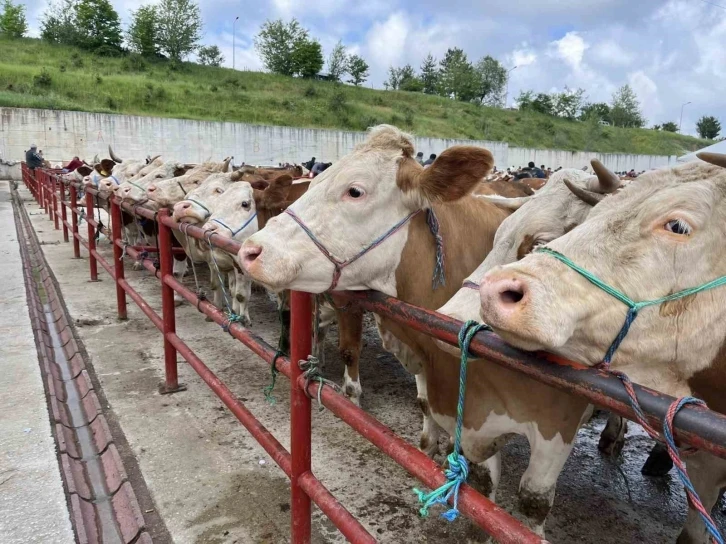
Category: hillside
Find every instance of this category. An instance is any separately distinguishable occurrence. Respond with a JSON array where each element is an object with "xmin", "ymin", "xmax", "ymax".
[{"xmin": 0, "ymin": 38, "xmax": 711, "ymax": 156}]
